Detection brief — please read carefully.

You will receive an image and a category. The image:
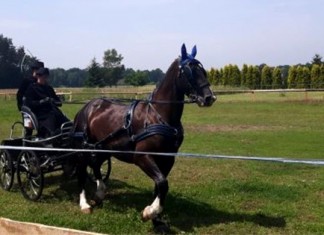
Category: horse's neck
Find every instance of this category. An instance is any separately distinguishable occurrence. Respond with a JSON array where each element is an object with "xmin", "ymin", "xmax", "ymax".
[{"xmin": 151, "ymin": 63, "xmax": 184, "ymax": 126}]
